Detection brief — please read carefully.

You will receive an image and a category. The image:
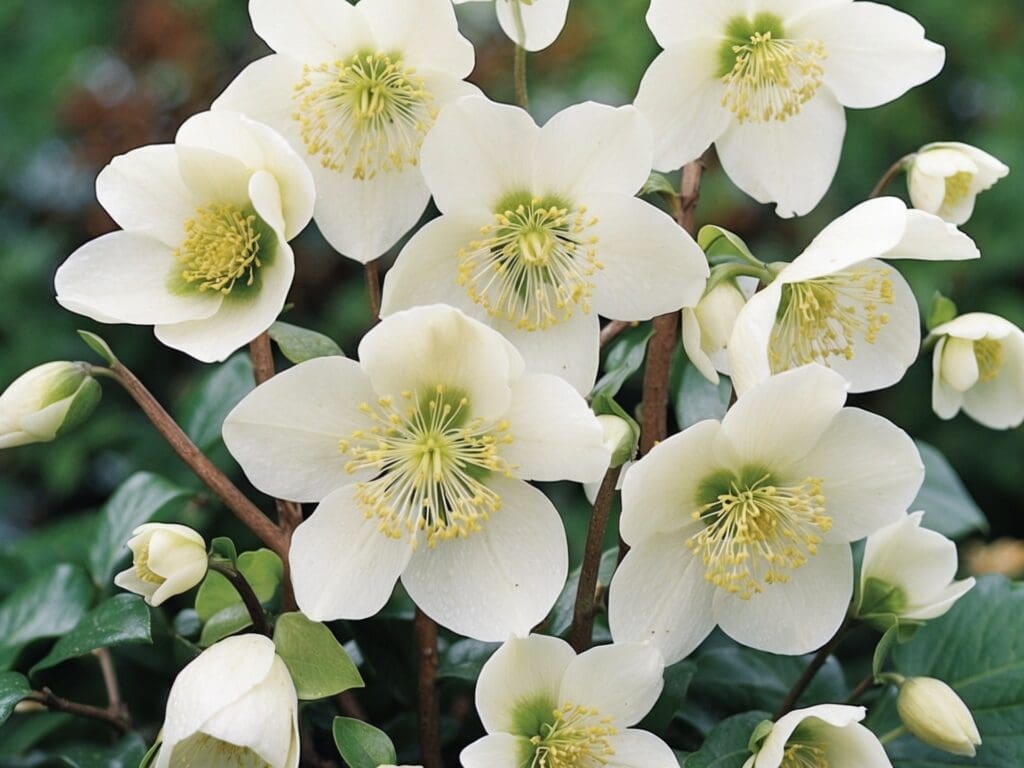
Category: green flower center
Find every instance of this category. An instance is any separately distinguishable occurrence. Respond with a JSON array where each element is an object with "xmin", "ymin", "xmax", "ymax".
[
  {"xmin": 174, "ymin": 204, "xmax": 271, "ymax": 296},
  {"xmin": 974, "ymin": 338, "xmax": 1004, "ymax": 382},
  {"xmin": 293, "ymin": 52, "xmax": 436, "ymax": 180},
  {"xmin": 781, "ymin": 741, "xmax": 829, "ymax": 768},
  {"xmin": 943, "ymin": 171, "xmax": 974, "ymax": 206},
  {"xmin": 690, "ymin": 467, "xmax": 831, "ymax": 599},
  {"xmin": 769, "ymin": 267, "xmax": 895, "ymax": 373},
  {"xmin": 529, "ymin": 702, "xmax": 617, "ymax": 768},
  {"xmin": 340, "ymin": 385, "xmax": 514, "ymax": 546},
  {"xmin": 170, "ymin": 732, "xmax": 272, "ymax": 767},
  {"xmin": 718, "ymin": 13, "xmax": 827, "ymax": 123},
  {"xmin": 457, "ymin": 194, "xmax": 602, "ymax": 331}
]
